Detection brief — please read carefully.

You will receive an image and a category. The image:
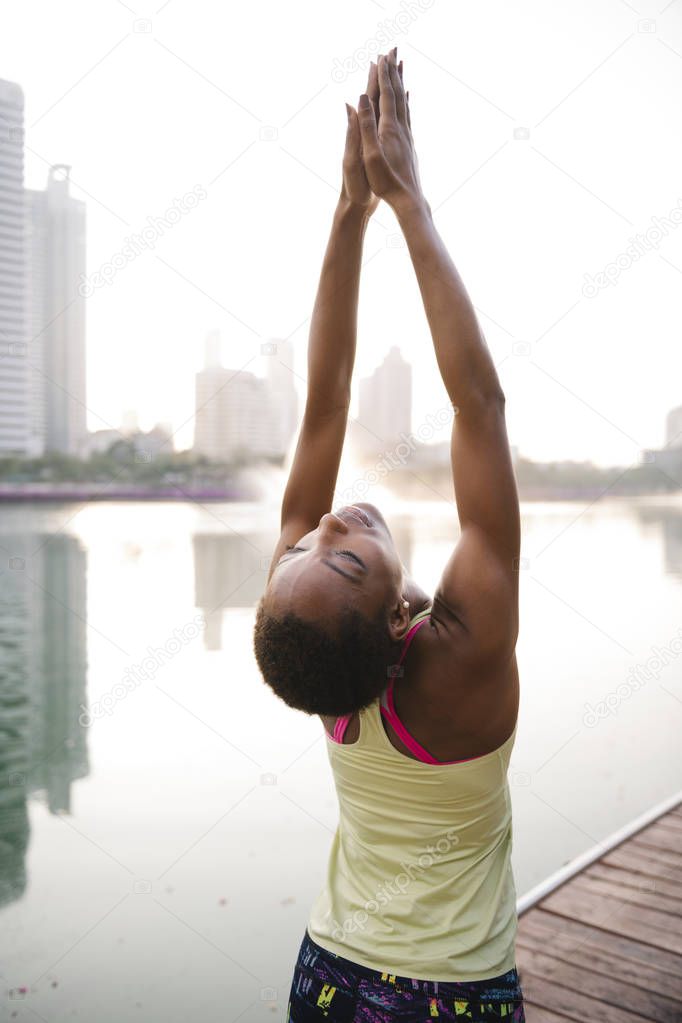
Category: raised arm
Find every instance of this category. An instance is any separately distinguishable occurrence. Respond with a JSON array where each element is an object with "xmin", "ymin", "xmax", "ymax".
[
  {"xmin": 358, "ymin": 51, "xmax": 520, "ymax": 668},
  {"xmin": 266, "ymin": 68, "xmax": 381, "ymax": 582}
]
